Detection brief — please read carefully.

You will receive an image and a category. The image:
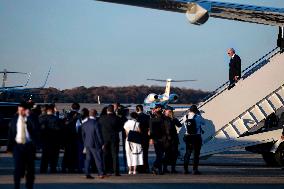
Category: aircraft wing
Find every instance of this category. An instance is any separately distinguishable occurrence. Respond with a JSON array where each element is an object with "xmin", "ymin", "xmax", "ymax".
[
  {"xmin": 172, "ymin": 105, "xmax": 191, "ymax": 111},
  {"xmin": 96, "ymin": 0, "xmax": 284, "ymax": 26},
  {"xmin": 0, "ymin": 86, "xmax": 24, "ymax": 90},
  {"xmin": 147, "ymin": 79, "xmax": 196, "ymax": 82},
  {"xmin": 0, "ymin": 71, "xmax": 27, "ymax": 74}
]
